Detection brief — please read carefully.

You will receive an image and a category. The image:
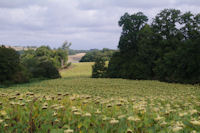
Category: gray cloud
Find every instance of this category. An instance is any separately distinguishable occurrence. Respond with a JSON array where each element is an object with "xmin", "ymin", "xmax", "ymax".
[
  {"xmin": 177, "ymin": 0, "xmax": 200, "ymax": 6},
  {"xmin": 0, "ymin": 0, "xmax": 199, "ymax": 49},
  {"xmin": 78, "ymin": 0, "xmax": 171, "ymax": 10}
]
